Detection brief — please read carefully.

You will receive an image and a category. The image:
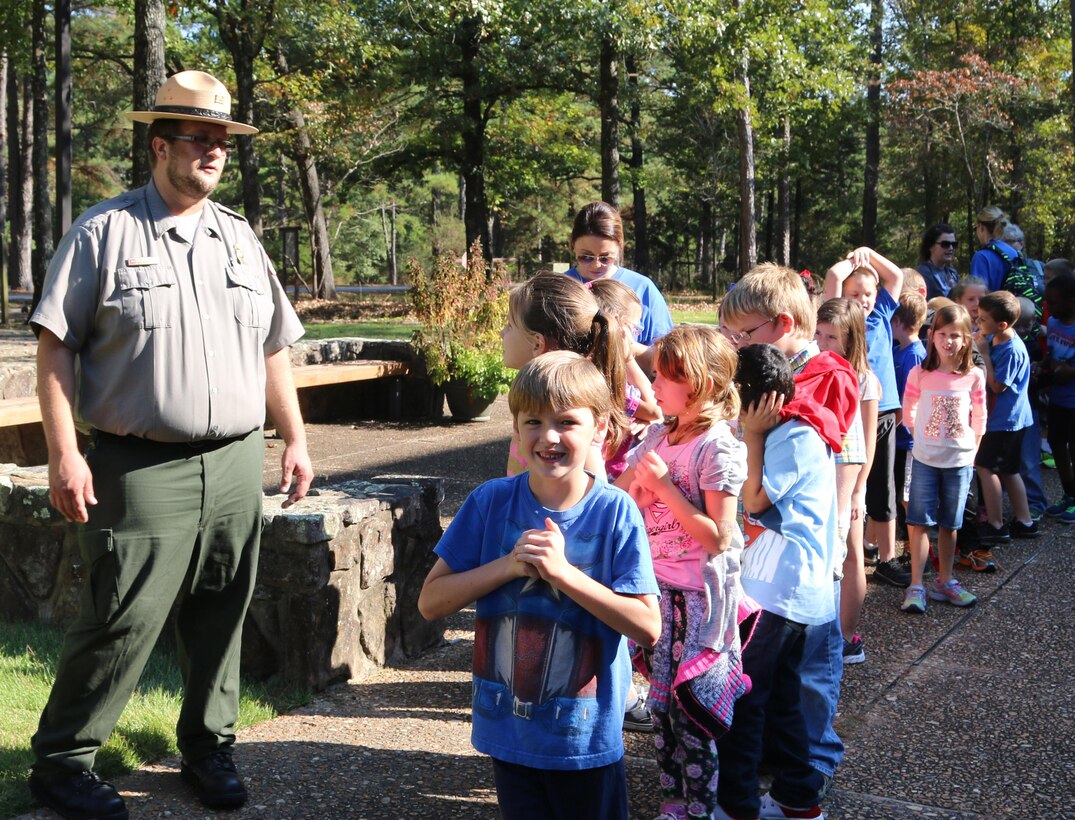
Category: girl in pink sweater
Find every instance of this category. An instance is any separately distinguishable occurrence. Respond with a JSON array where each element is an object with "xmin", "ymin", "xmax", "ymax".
[{"xmin": 901, "ymin": 304, "xmax": 988, "ymax": 613}]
